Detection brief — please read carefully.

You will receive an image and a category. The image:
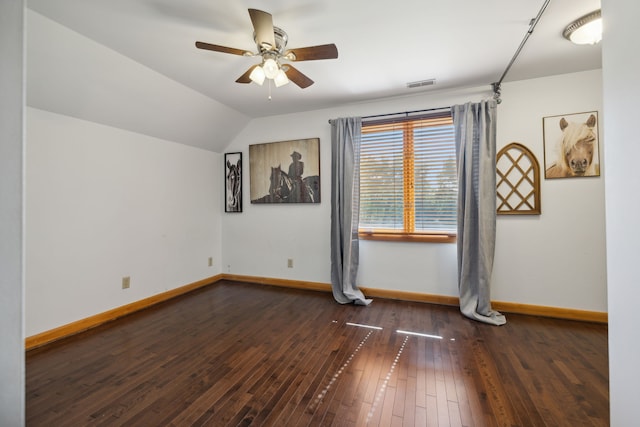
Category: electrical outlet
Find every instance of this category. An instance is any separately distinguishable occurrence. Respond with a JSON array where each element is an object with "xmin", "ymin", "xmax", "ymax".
[
  {"xmin": 208, "ymin": 257, "xmax": 213, "ymax": 267},
  {"xmin": 287, "ymin": 258, "xmax": 293, "ymax": 268},
  {"xmin": 122, "ymin": 276, "xmax": 130, "ymax": 289}
]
